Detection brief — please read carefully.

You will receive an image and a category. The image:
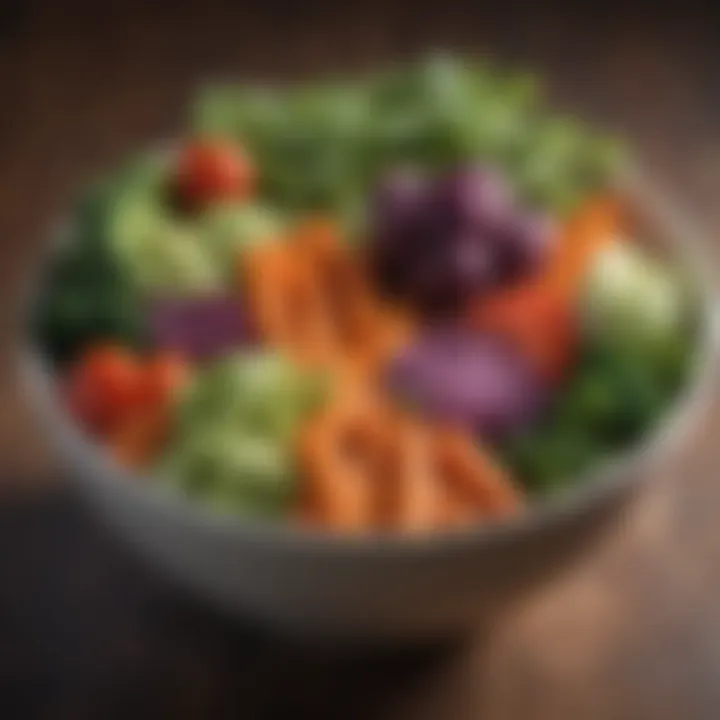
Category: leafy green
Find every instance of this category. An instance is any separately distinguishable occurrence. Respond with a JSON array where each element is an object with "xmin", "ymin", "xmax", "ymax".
[
  {"xmin": 503, "ymin": 423, "xmax": 602, "ymax": 494},
  {"xmin": 189, "ymin": 54, "xmax": 623, "ymax": 218},
  {"xmin": 503, "ymin": 331, "xmax": 695, "ymax": 495},
  {"xmin": 33, "ymin": 174, "xmax": 150, "ymax": 364},
  {"xmin": 502, "ymin": 243, "xmax": 700, "ymax": 493}
]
